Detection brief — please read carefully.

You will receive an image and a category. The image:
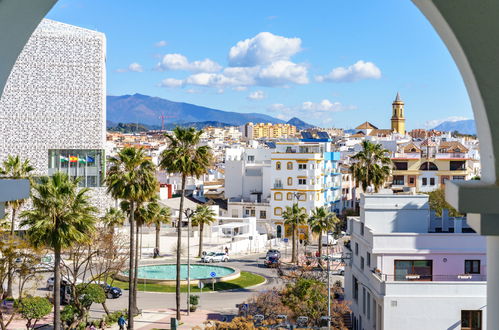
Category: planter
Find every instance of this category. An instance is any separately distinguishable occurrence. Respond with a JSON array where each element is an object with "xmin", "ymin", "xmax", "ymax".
[{"xmin": 190, "ymin": 305, "xmax": 198, "ymax": 312}]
